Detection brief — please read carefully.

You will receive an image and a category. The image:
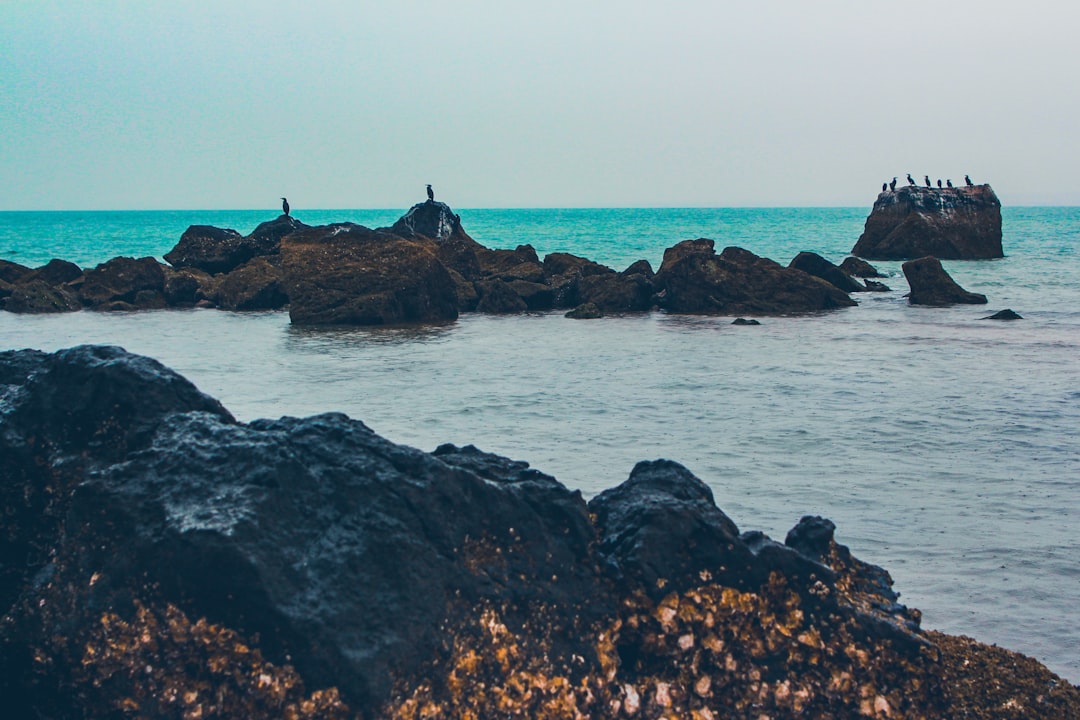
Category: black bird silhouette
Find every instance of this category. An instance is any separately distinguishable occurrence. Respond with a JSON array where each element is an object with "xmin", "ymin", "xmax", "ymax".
[
  {"xmin": 924, "ymin": 175, "xmax": 931, "ymax": 188},
  {"xmin": 890, "ymin": 177, "xmax": 897, "ymax": 192},
  {"xmin": 882, "ymin": 182, "xmax": 888, "ymax": 193},
  {"xmin": 907, "ymin": 173, "xmax": 915, "ymax": 185},
  {"xmin": 965, "ymin": 174, "xmax": 974, "ymax": 186},
  {"xmin": 947, "ymin": 179, "xmax": 954, "ymax": 188},
  {"xmin": 937, "ymin": 179, "xmax": 943, "ymax": 189},
  {"xmin": 426, "ymin": 184, "xmax": 434, "ymax": 202},
  {"xmin": 281, "ymin": 197, "xmax": 290, "ymax": 217}
]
